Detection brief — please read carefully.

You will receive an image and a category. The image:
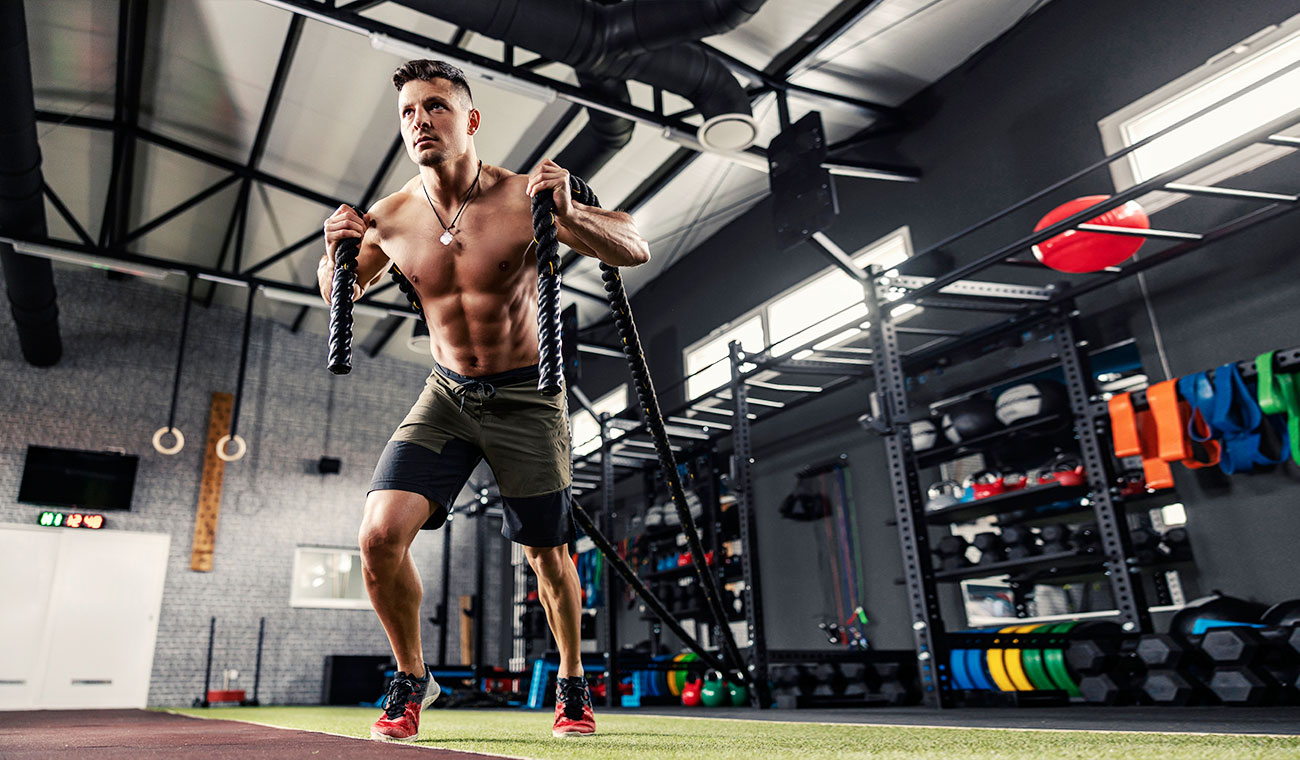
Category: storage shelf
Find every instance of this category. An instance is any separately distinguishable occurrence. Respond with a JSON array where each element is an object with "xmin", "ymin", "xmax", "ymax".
[
  {"xmin": 644, "ymin": 564, "xmax": 743, "ymax": 582},
  {"xmin": 934, "ymin": 550, "xmax": 1102, "ymax": 583},
  {"xmin": 913, "ymin": 414, "xmax": 1072, "ymax": 469},
  {"xmin": 924, "ymin": 481, "xmax": 1088, "ymax": 525},
  {"xmin": 935, "ymin": 551, "xmax": 1194, "ymax": 584}
]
